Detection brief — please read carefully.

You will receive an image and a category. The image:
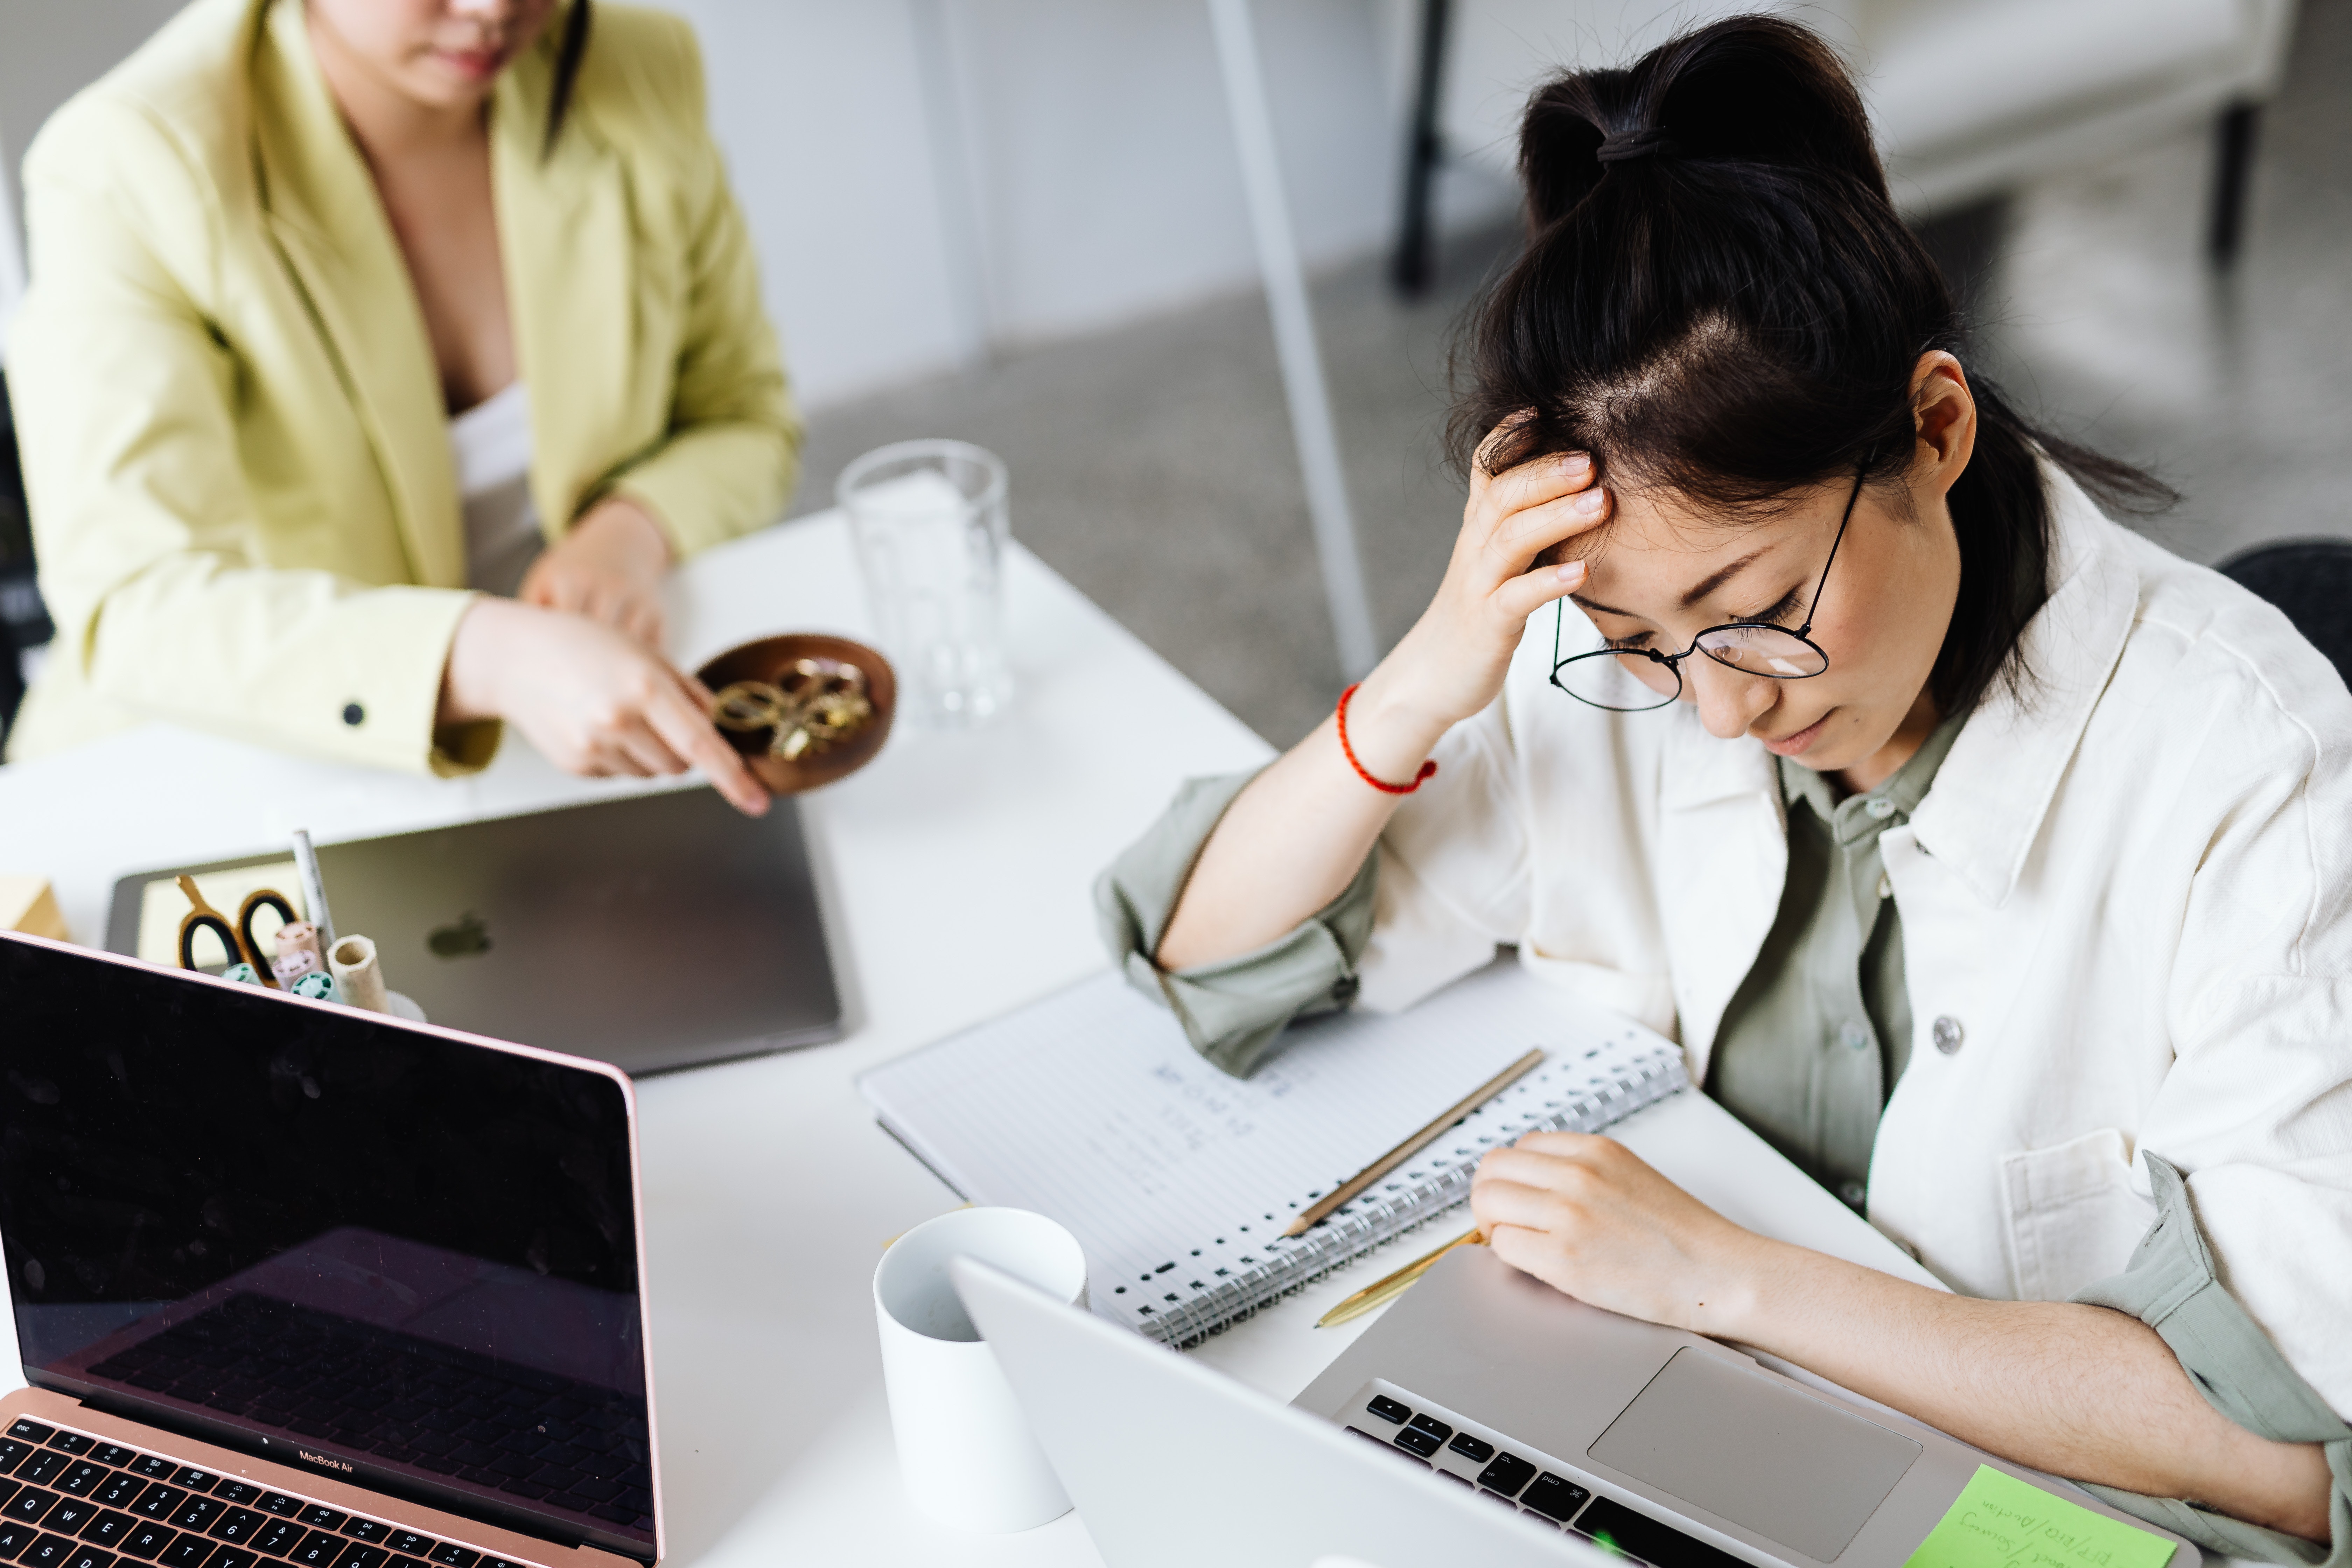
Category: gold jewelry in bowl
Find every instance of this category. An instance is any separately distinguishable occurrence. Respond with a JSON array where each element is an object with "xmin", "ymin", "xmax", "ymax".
[
  {"xmin": 695, "ymin": 633, "xmax": 897, "ymax": 797},
  {"xmin": 710, "ymin": 662, "xmax": 875, "ymax": 761}
]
